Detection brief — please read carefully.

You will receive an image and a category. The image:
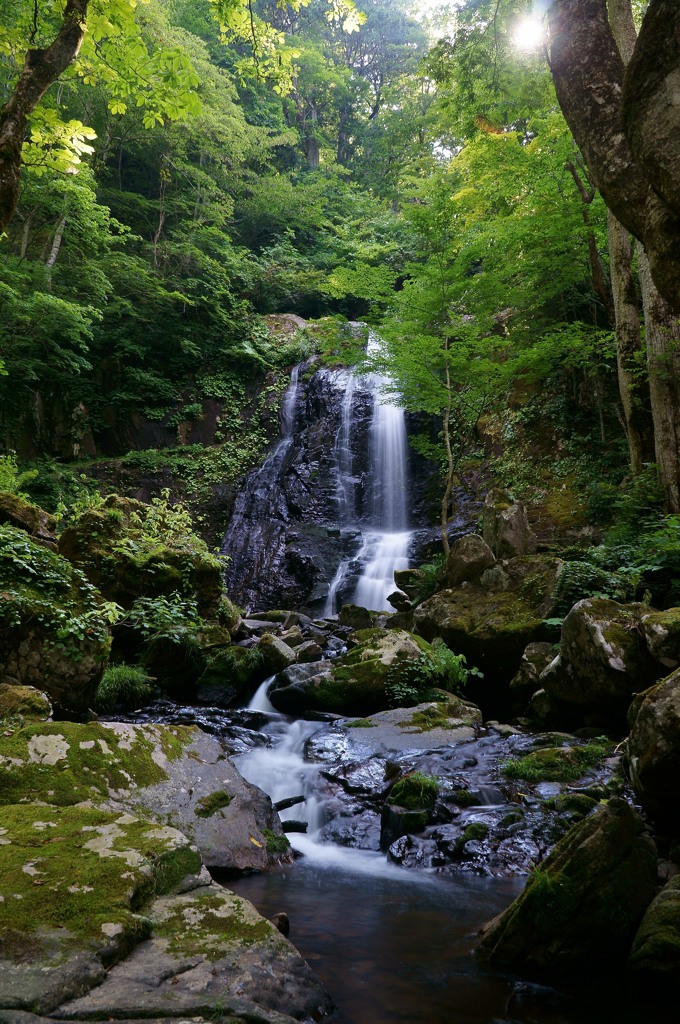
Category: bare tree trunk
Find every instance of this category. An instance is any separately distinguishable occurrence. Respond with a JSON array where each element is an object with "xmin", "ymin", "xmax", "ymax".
[
  {"xmin": 0, "ymin": 0, "xmax": 89, "ymax": 232},
  {"xmin": 440, "ymin": 347, "xmax": 454, "ymax": 556},
  {"xmin": 638, "ymin": 251, "xmax": 680, "ymax": 511},
  {"xmin": 44, "ymin": 215, "xmax": 66, "ymax": 290}
]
